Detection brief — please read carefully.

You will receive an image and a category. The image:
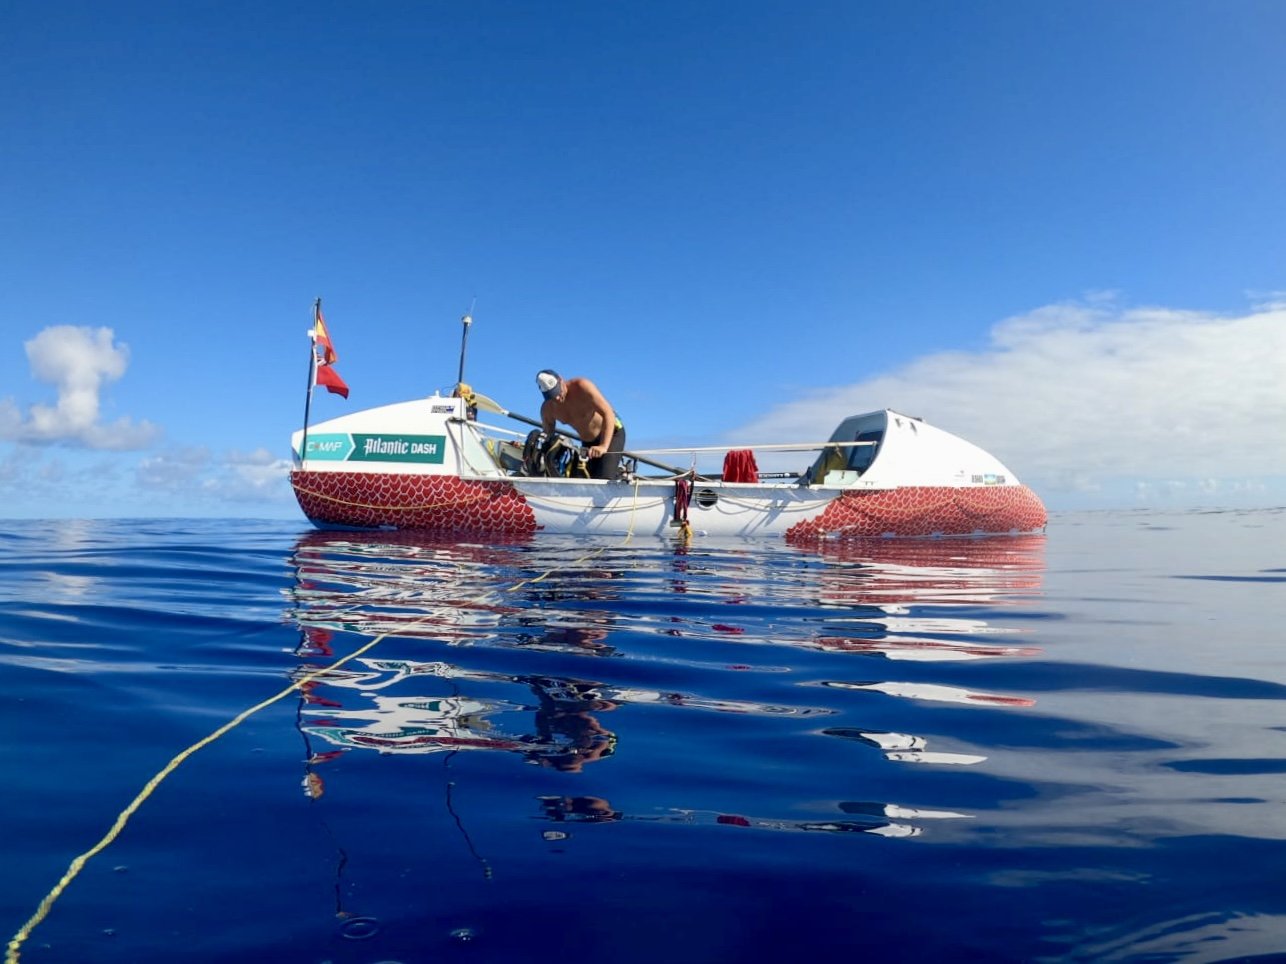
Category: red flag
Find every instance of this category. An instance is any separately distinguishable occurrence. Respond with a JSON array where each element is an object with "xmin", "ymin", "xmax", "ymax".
[
  {"xmin": 316, "ymin": 362, "xmax": 349, "ymax": 398},
  {"xmin": 313, "ymin": 303, "xmax": 349, "ymax": 398}
]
